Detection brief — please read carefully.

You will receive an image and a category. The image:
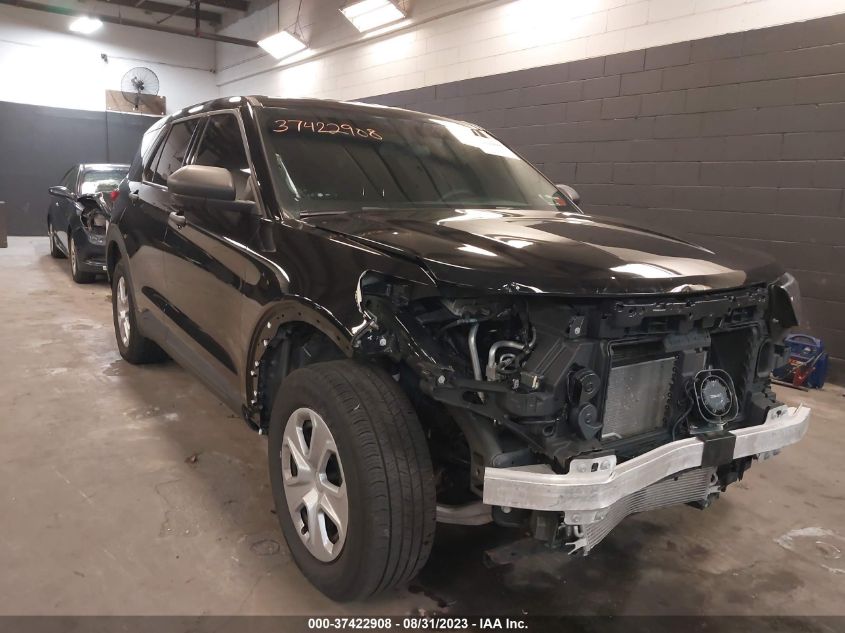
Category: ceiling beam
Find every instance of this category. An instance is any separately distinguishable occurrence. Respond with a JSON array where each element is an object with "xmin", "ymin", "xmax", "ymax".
[
  {"xmin": 105, "ymin": 0, "xmax": 221, "ymax": 25},
  {"xmin": 188, "ymin": 0, "xmax": 246, "ymax": 11},
  {"xmin": 0, "ymin": 0, "xmax": 259, "ymax": 46}
]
